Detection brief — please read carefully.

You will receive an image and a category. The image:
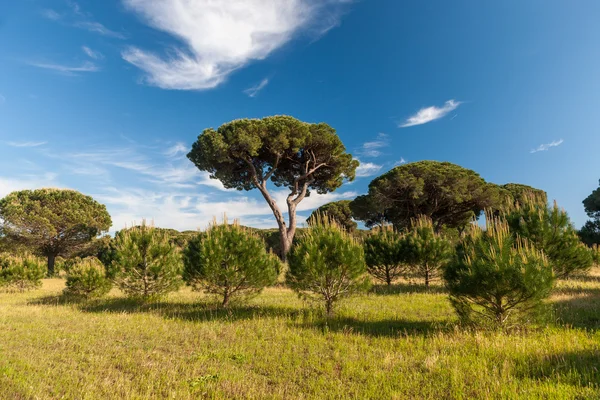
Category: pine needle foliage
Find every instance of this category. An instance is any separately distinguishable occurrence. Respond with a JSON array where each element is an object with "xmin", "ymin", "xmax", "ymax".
[
  {"xmin": 0, "ymin": 253, "xmax": 46, "ymax": 292},
  {"xmin": 64, "ymin": 257, "xmax": 112, "ymax": 299},
  {"xmin": 363, "ymin": 226, "xmax": 407, "ymax": 285},
  {"xmin": 506, "ymin": 194, "xmax": 593, "ymax": 278},
  {"xmin": 287, "ymin": 215, "xmax": 370, "ymax": 317},
  {"xmin": 444, "ymin": 214, "xmax": 554, "ymax": 328},
  {"xmin": 112, "ymin": 220, "xmax": 183, "ymax": 300},
  {"xmin": 183, "ymin": 217, "xmax": 280, "ymax": 307},
  {"xmin": 403, "ymin": 216, "xmax": 454, "ymax": 287}
]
